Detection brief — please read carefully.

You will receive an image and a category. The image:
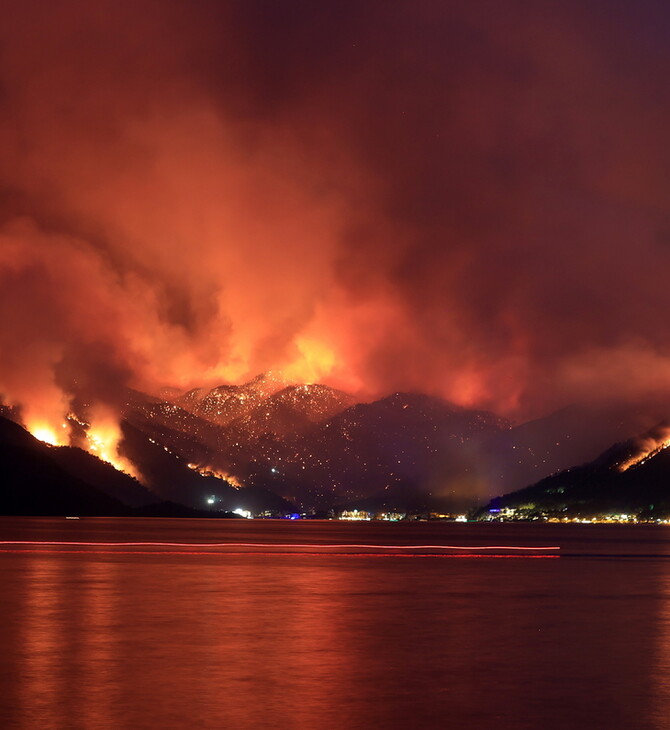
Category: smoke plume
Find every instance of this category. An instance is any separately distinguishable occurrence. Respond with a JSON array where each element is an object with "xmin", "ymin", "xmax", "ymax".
[{"xmin": 2, "ymin": 0, "xmax": 670, "ymax": 429}]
